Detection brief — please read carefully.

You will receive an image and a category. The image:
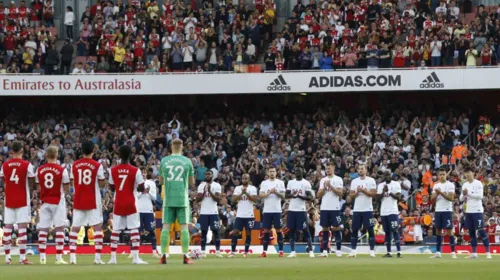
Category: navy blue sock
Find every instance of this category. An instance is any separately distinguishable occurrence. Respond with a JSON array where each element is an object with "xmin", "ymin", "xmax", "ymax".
[
  {"xmin": 289, "ymin": 231, "xmax": 296, "ymax": 251},
  {"xmin": 150, "ymin": 231, "xmax": 157, "ymax": 251},
  {"xmin": 263, "ymin": 232, "xmax": 270, "ymax": 251},
  {"xmin": 231, "ymin": 234, "xmax": 238, "ymax": 253},
  {"xmin": 393, "ymin": 231, "xmax": 401, "ymax": 252},
  {"xmin": 245, "ymin": 235, "xmax": 251, "ymax": 253},
  {"xmin": 334, "ymin": 231, "xmax": 342, "ymax": 251},
  {"xmin": 213, "ymin": 230, "xmax": 221, "ymax": 251},
  {"xmin": 351, "ymin": 230, "xmax": 359, "ymax": 250},
  {"xmin": 367, "ymin": 227, "xmax": 375, "ymax": 250},
  {"xmin": 201, "ymin": 230, "xmax": 208, "ymax": 251},
  {"xmin": 304, "ymin": 229, "xmax": 313, "ymax": 250},
  {"xmin": 449, "ymin": 234, "xmax": 456, "ymax": 253},
  {"xmin": 277, "ymin": 231, "xmax": 284, "ymax": 251},
  {"xmin": 322, "ymin": 231, "xmax": 329, "ymax": 252},
  {"xmin": 436, "ymin": 235, "xmax": 442, "ymax": 253},
  {"xmin": 479, "ymin": 229, "xmax": 490, "ymax": 253},
  {"xmin": 385, "ymin": 232, "xmax": 392, "ymax": 253},
  {"xmin": 470, "ymin": 230, "xmax": 478, "ymax": 253}
]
